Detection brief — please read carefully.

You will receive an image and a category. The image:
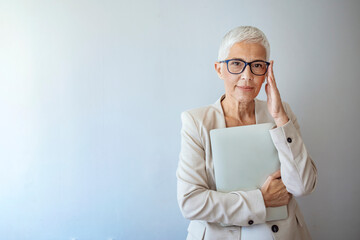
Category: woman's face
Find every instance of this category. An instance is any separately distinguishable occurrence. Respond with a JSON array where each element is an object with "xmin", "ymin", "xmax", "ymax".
[{"xmin": 215, "ymin": 42, "xmax": 267, "ymax": 103}]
